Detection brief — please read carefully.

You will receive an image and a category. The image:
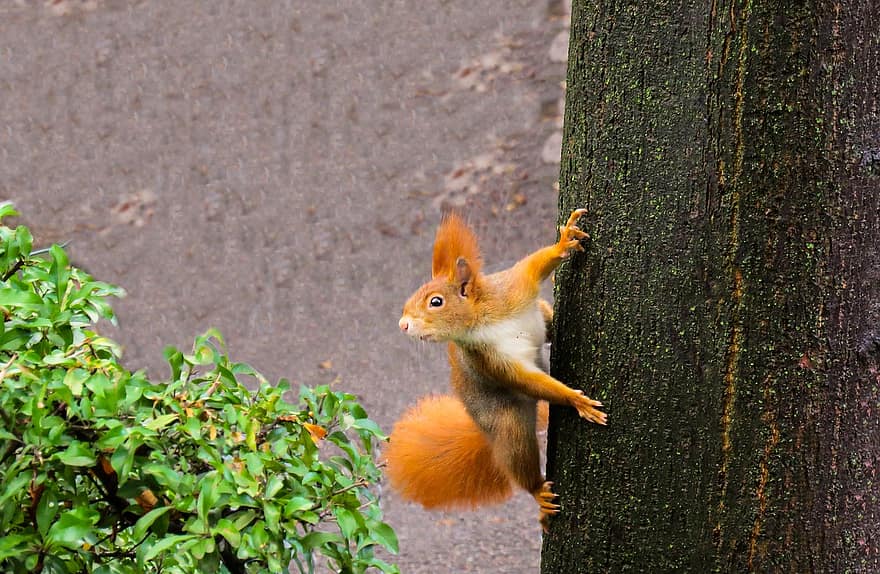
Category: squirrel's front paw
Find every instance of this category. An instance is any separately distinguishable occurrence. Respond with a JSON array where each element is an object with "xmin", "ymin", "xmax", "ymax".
[
  {"xmin": 572, "ymin": 391, "xmax": 607, "ymax": 425},
  {"xmin": 558, "ymin": 208, "xmax": 589, "ymax": 257}
]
